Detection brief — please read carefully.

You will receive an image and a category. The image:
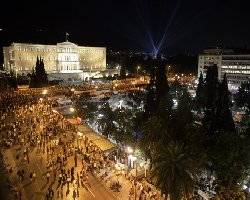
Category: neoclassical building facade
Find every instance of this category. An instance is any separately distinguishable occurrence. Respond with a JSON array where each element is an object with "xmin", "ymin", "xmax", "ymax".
[{"xmin": 3, "ymin": 41, "xmax": 107, "ymax": 81}]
